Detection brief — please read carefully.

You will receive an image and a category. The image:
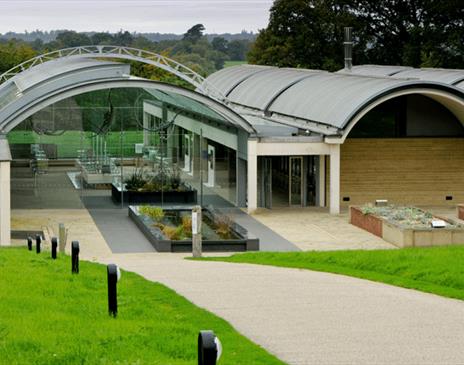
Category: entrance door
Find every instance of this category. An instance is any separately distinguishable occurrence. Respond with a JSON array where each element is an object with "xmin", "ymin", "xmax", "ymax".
[
  {"xmin": 289, "ymin": 156, "xmax": 303, "ymax": 206},
  {"xmin": 263, "ymin": 157, "xmax": 272, "ymax": 209}
]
